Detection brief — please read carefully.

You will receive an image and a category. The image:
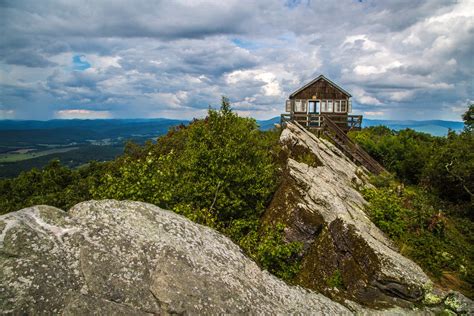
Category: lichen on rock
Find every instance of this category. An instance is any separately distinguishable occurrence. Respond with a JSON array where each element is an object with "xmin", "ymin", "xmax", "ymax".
[{"xmin": 0, "ymin": 200, "xmax": 352, "ymax": 314}]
